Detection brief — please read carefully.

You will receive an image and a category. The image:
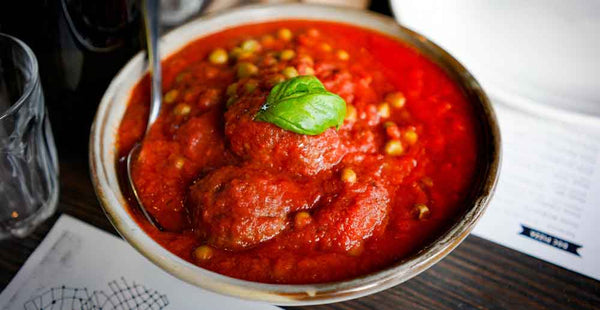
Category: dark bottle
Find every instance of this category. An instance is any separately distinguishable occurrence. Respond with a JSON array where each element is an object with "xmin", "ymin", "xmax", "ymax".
[{"xmin": 0, "ymin": 0, "xmax": 143, "ymax": 158}]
